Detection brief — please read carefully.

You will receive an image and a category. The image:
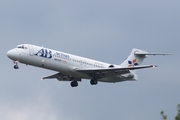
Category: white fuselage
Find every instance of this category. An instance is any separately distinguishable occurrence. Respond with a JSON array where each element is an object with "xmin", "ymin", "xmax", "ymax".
[
  {"xmin": 7, "ymin": 44, "xmax": 137, "ymax": 83},
  {"xmin": 7, "ymin": 44, "xmax": 168, "ymax": 87}
]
